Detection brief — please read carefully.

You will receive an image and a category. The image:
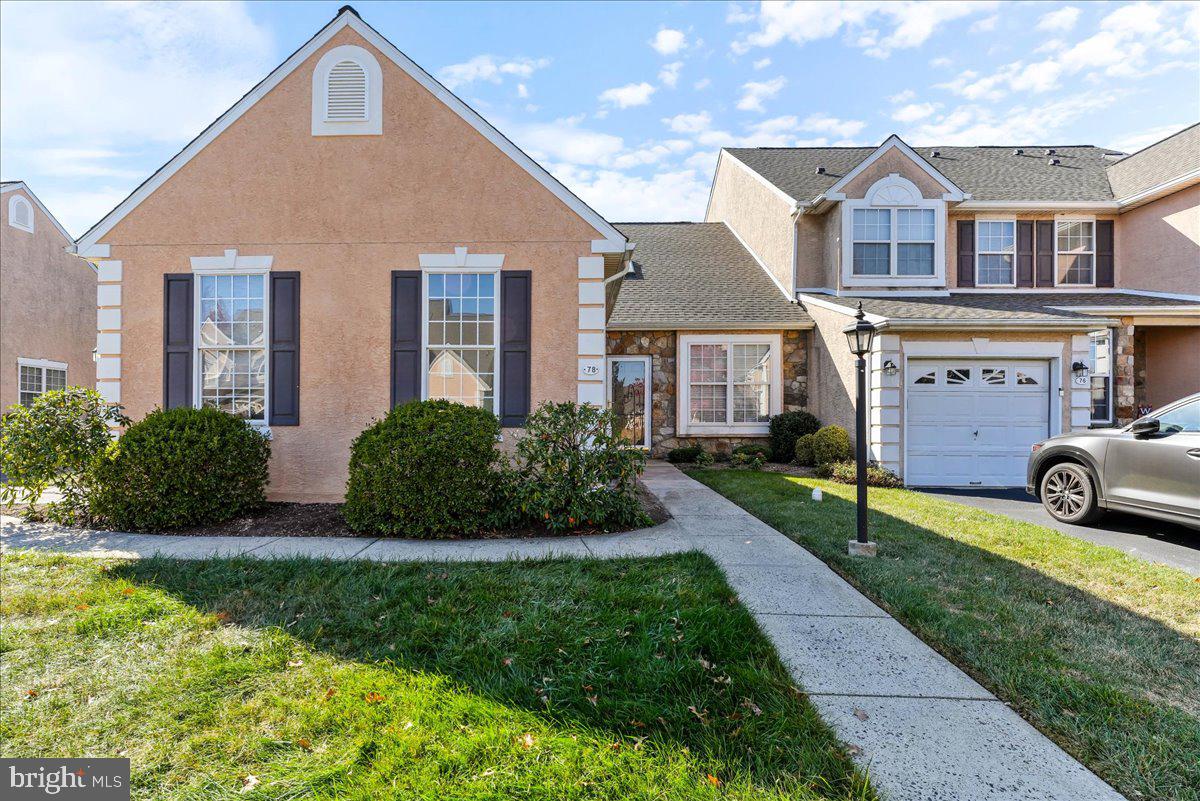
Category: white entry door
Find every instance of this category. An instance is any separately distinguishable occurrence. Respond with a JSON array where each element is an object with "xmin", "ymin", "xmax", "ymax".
[{"xmin": 906, "ymin": 359, "xmax": 1051, "ymax": 487}]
